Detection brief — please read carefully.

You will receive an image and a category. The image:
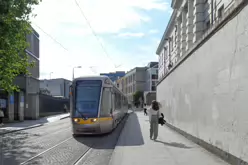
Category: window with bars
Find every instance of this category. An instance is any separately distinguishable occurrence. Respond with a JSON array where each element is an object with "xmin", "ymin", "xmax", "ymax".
[{"xmin": 218, "ymin": 5, "xmax": 224, "ymax": 18}]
